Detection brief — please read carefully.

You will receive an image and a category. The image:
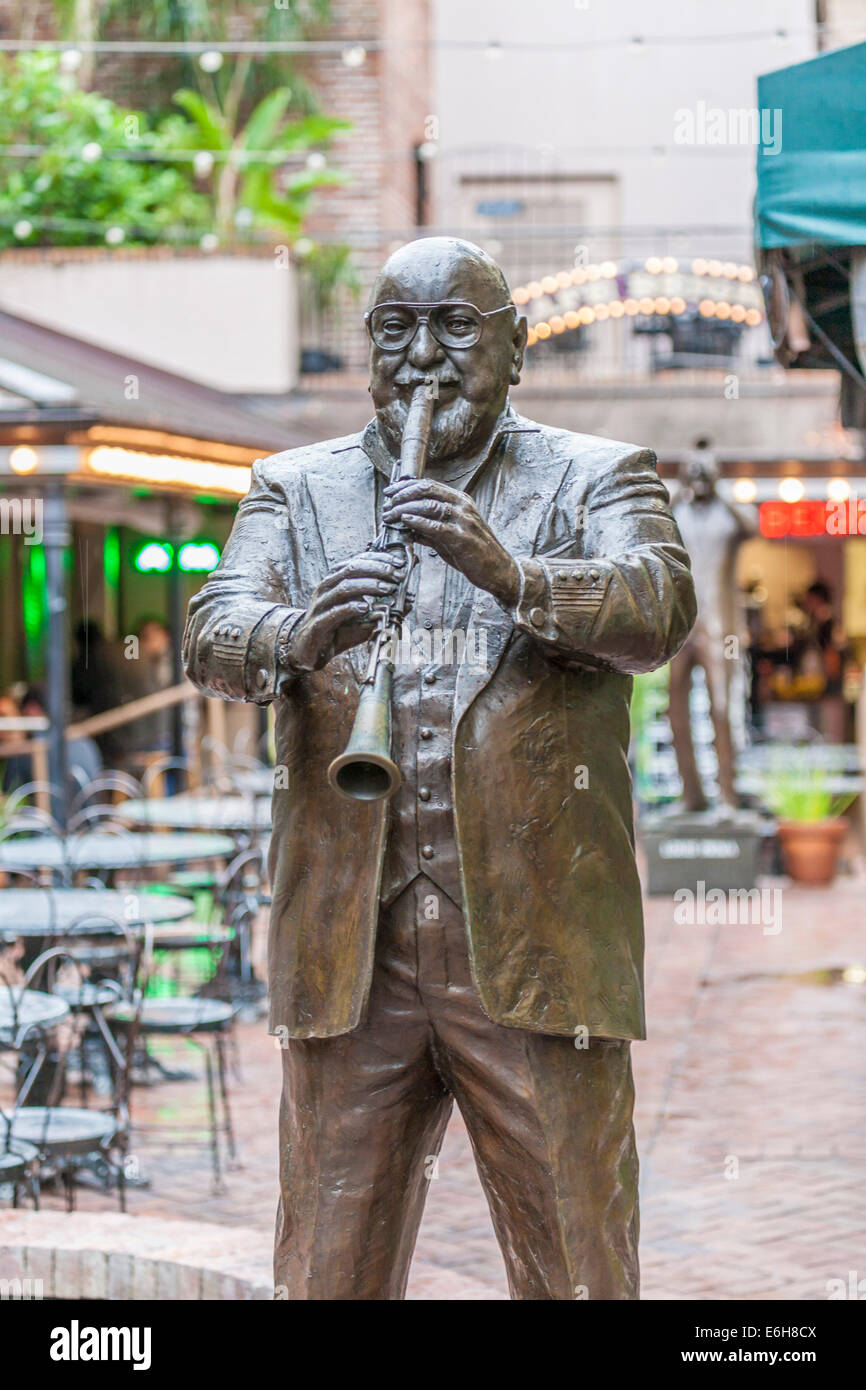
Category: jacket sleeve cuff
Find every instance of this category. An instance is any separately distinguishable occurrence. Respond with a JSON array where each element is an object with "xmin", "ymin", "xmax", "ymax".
[
  {"xmin": 513, "ymin": 557, "xmax": 612, "ymax": 649},
  {"xmin": 244, "ymin": 607, "xmax": 305, "ymax": 703}
]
